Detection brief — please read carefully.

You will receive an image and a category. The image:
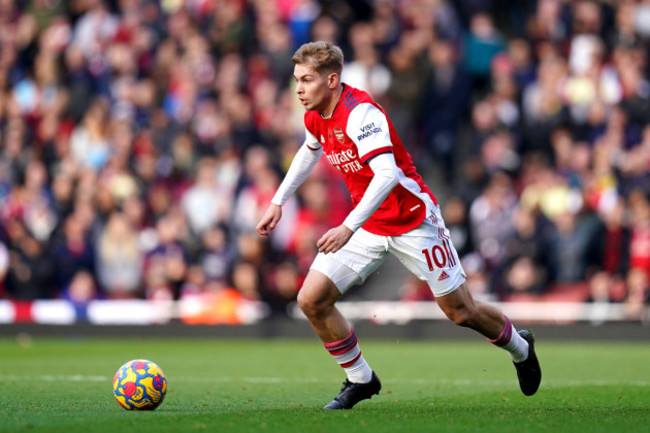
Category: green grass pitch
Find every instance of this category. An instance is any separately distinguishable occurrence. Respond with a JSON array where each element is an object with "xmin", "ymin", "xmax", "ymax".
[{"xmin": 1, "ymin": 336, "xmax": 648, "ymax": 433}]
